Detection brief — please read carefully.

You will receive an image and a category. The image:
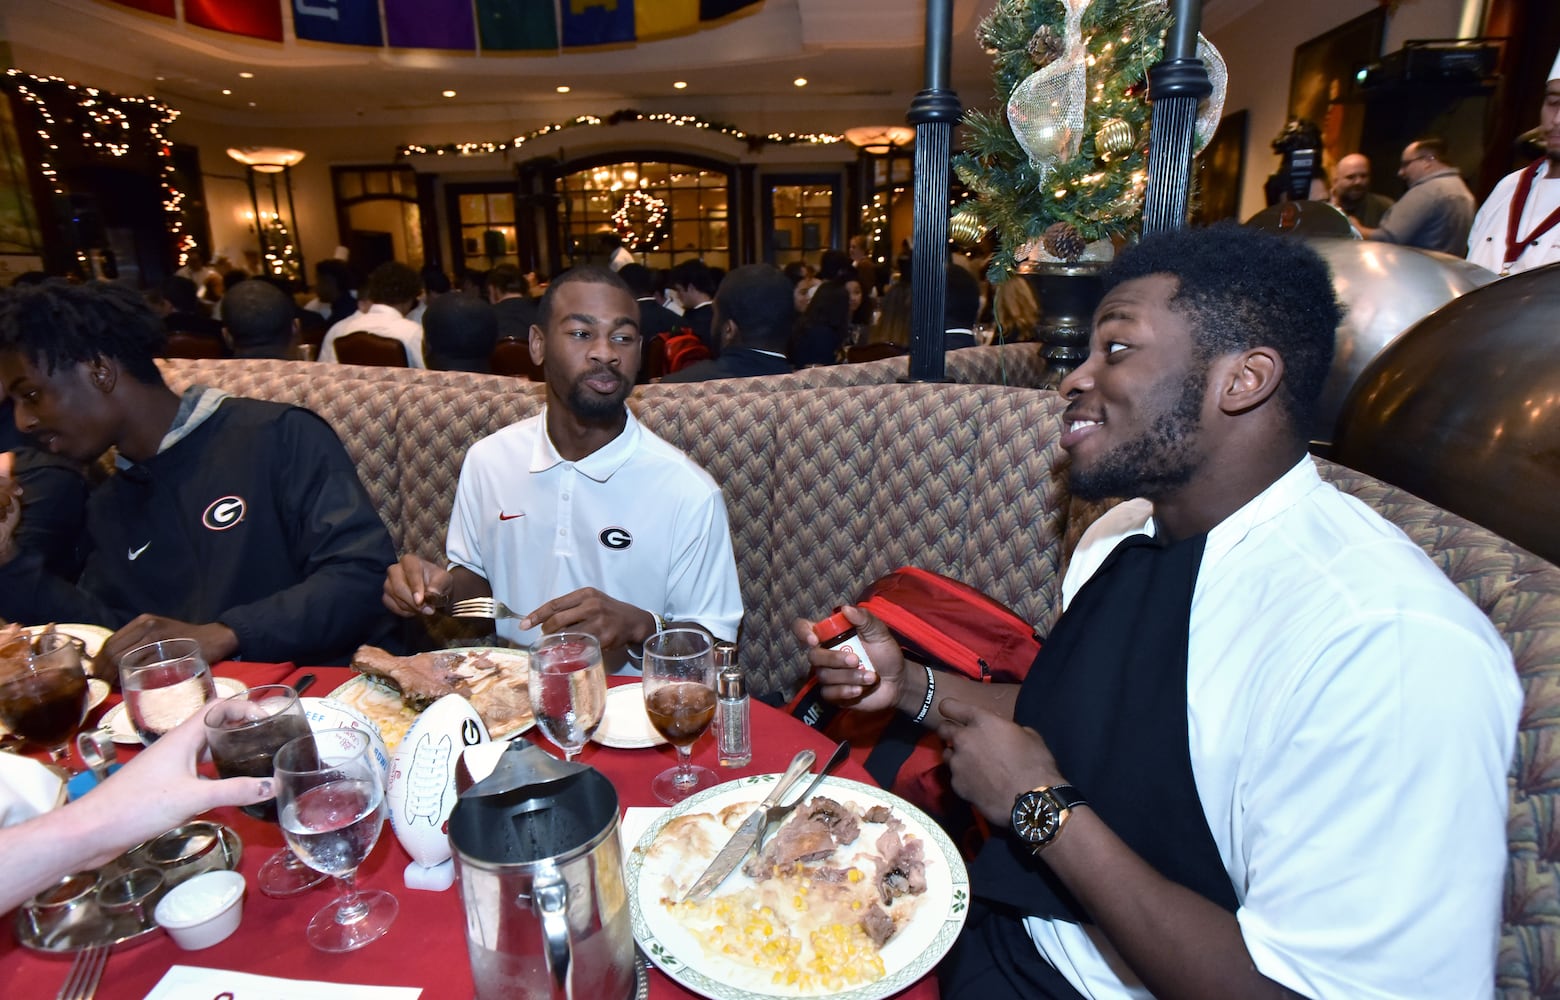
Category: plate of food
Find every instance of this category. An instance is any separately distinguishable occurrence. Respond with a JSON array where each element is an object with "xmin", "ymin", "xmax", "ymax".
[
  {"xmin": 592, "ymin": 683, "xmax": 667, "ymax": 749},
  {"xmin": 629, "ymin": 774, "xmax": 969, "ymax": 1000},
  {"xmin": 25, "ymin": 623, "xmax": 114, "ymax": 659},
  {"xmin": 346, "ymin": 645, "xmax": 534, "ymax": 753},
  {"xmin": 99, "ymin": 677, "xmax": 248, "ymax": 745}
]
